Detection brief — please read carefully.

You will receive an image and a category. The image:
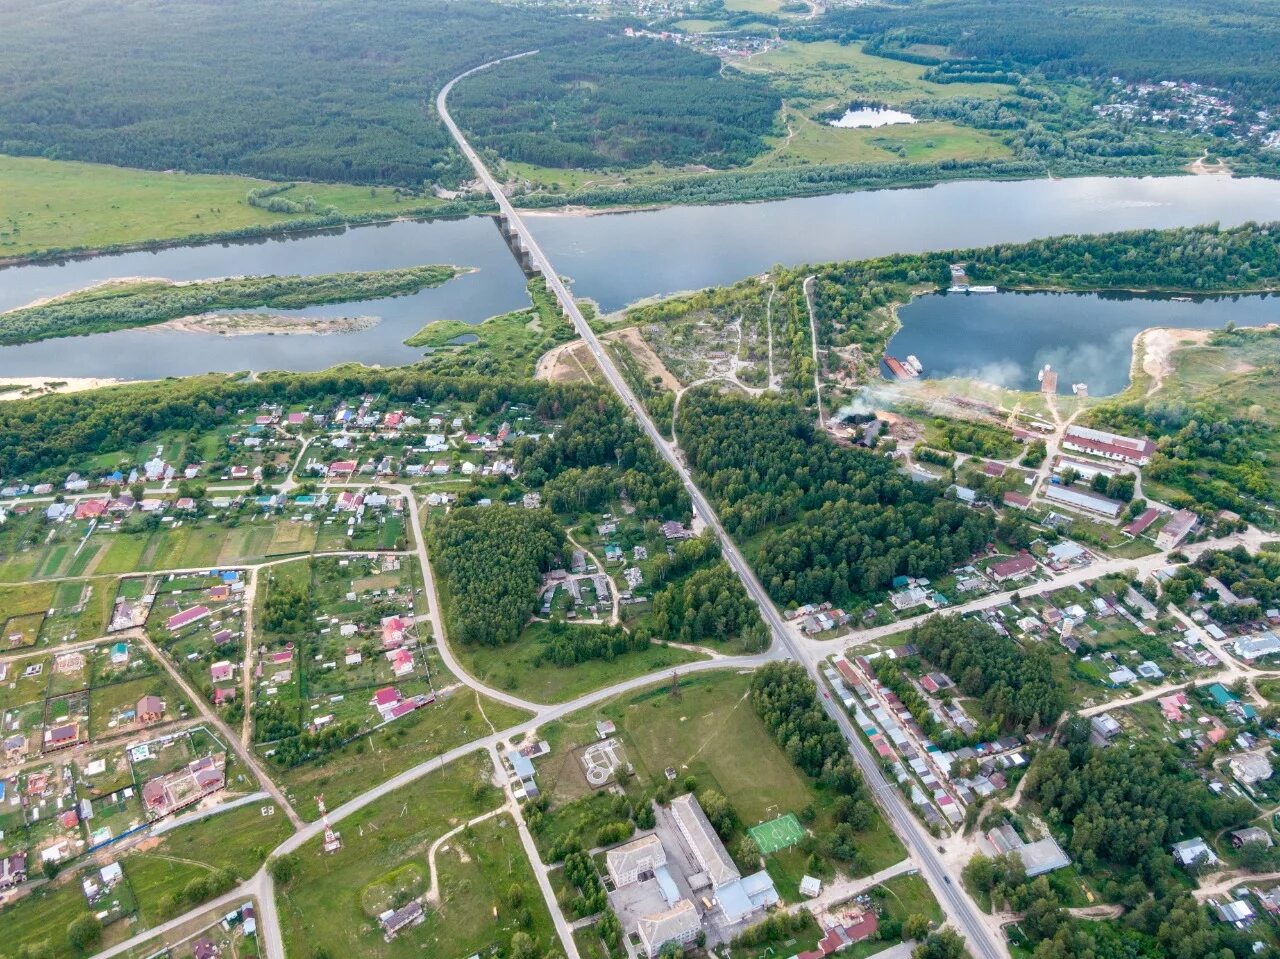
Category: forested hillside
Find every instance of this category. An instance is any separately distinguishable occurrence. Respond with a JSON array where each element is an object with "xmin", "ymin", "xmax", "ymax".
[
  {"xmin": 449, "ymin": 37, "xmax": 777, "ymax": 170},
  {"xmin": 0, "ymin": 0, "xmax": 768, "ymax": 186},
  {"xmin": 816, "ymin": 0, "xmax": 1280, "ymax": 109}
]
